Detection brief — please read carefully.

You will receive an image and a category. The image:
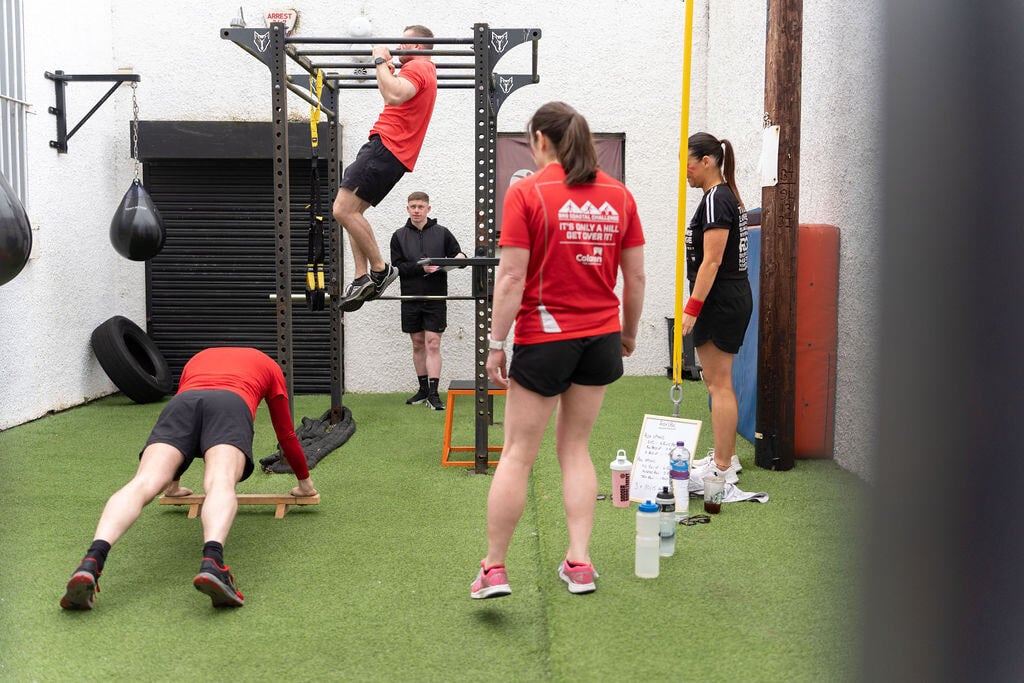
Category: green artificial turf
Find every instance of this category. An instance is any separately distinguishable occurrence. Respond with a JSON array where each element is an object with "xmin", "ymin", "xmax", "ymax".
[{"xmin": 0, "ymin": 376, "xmax": 865, "ymax": 681}]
